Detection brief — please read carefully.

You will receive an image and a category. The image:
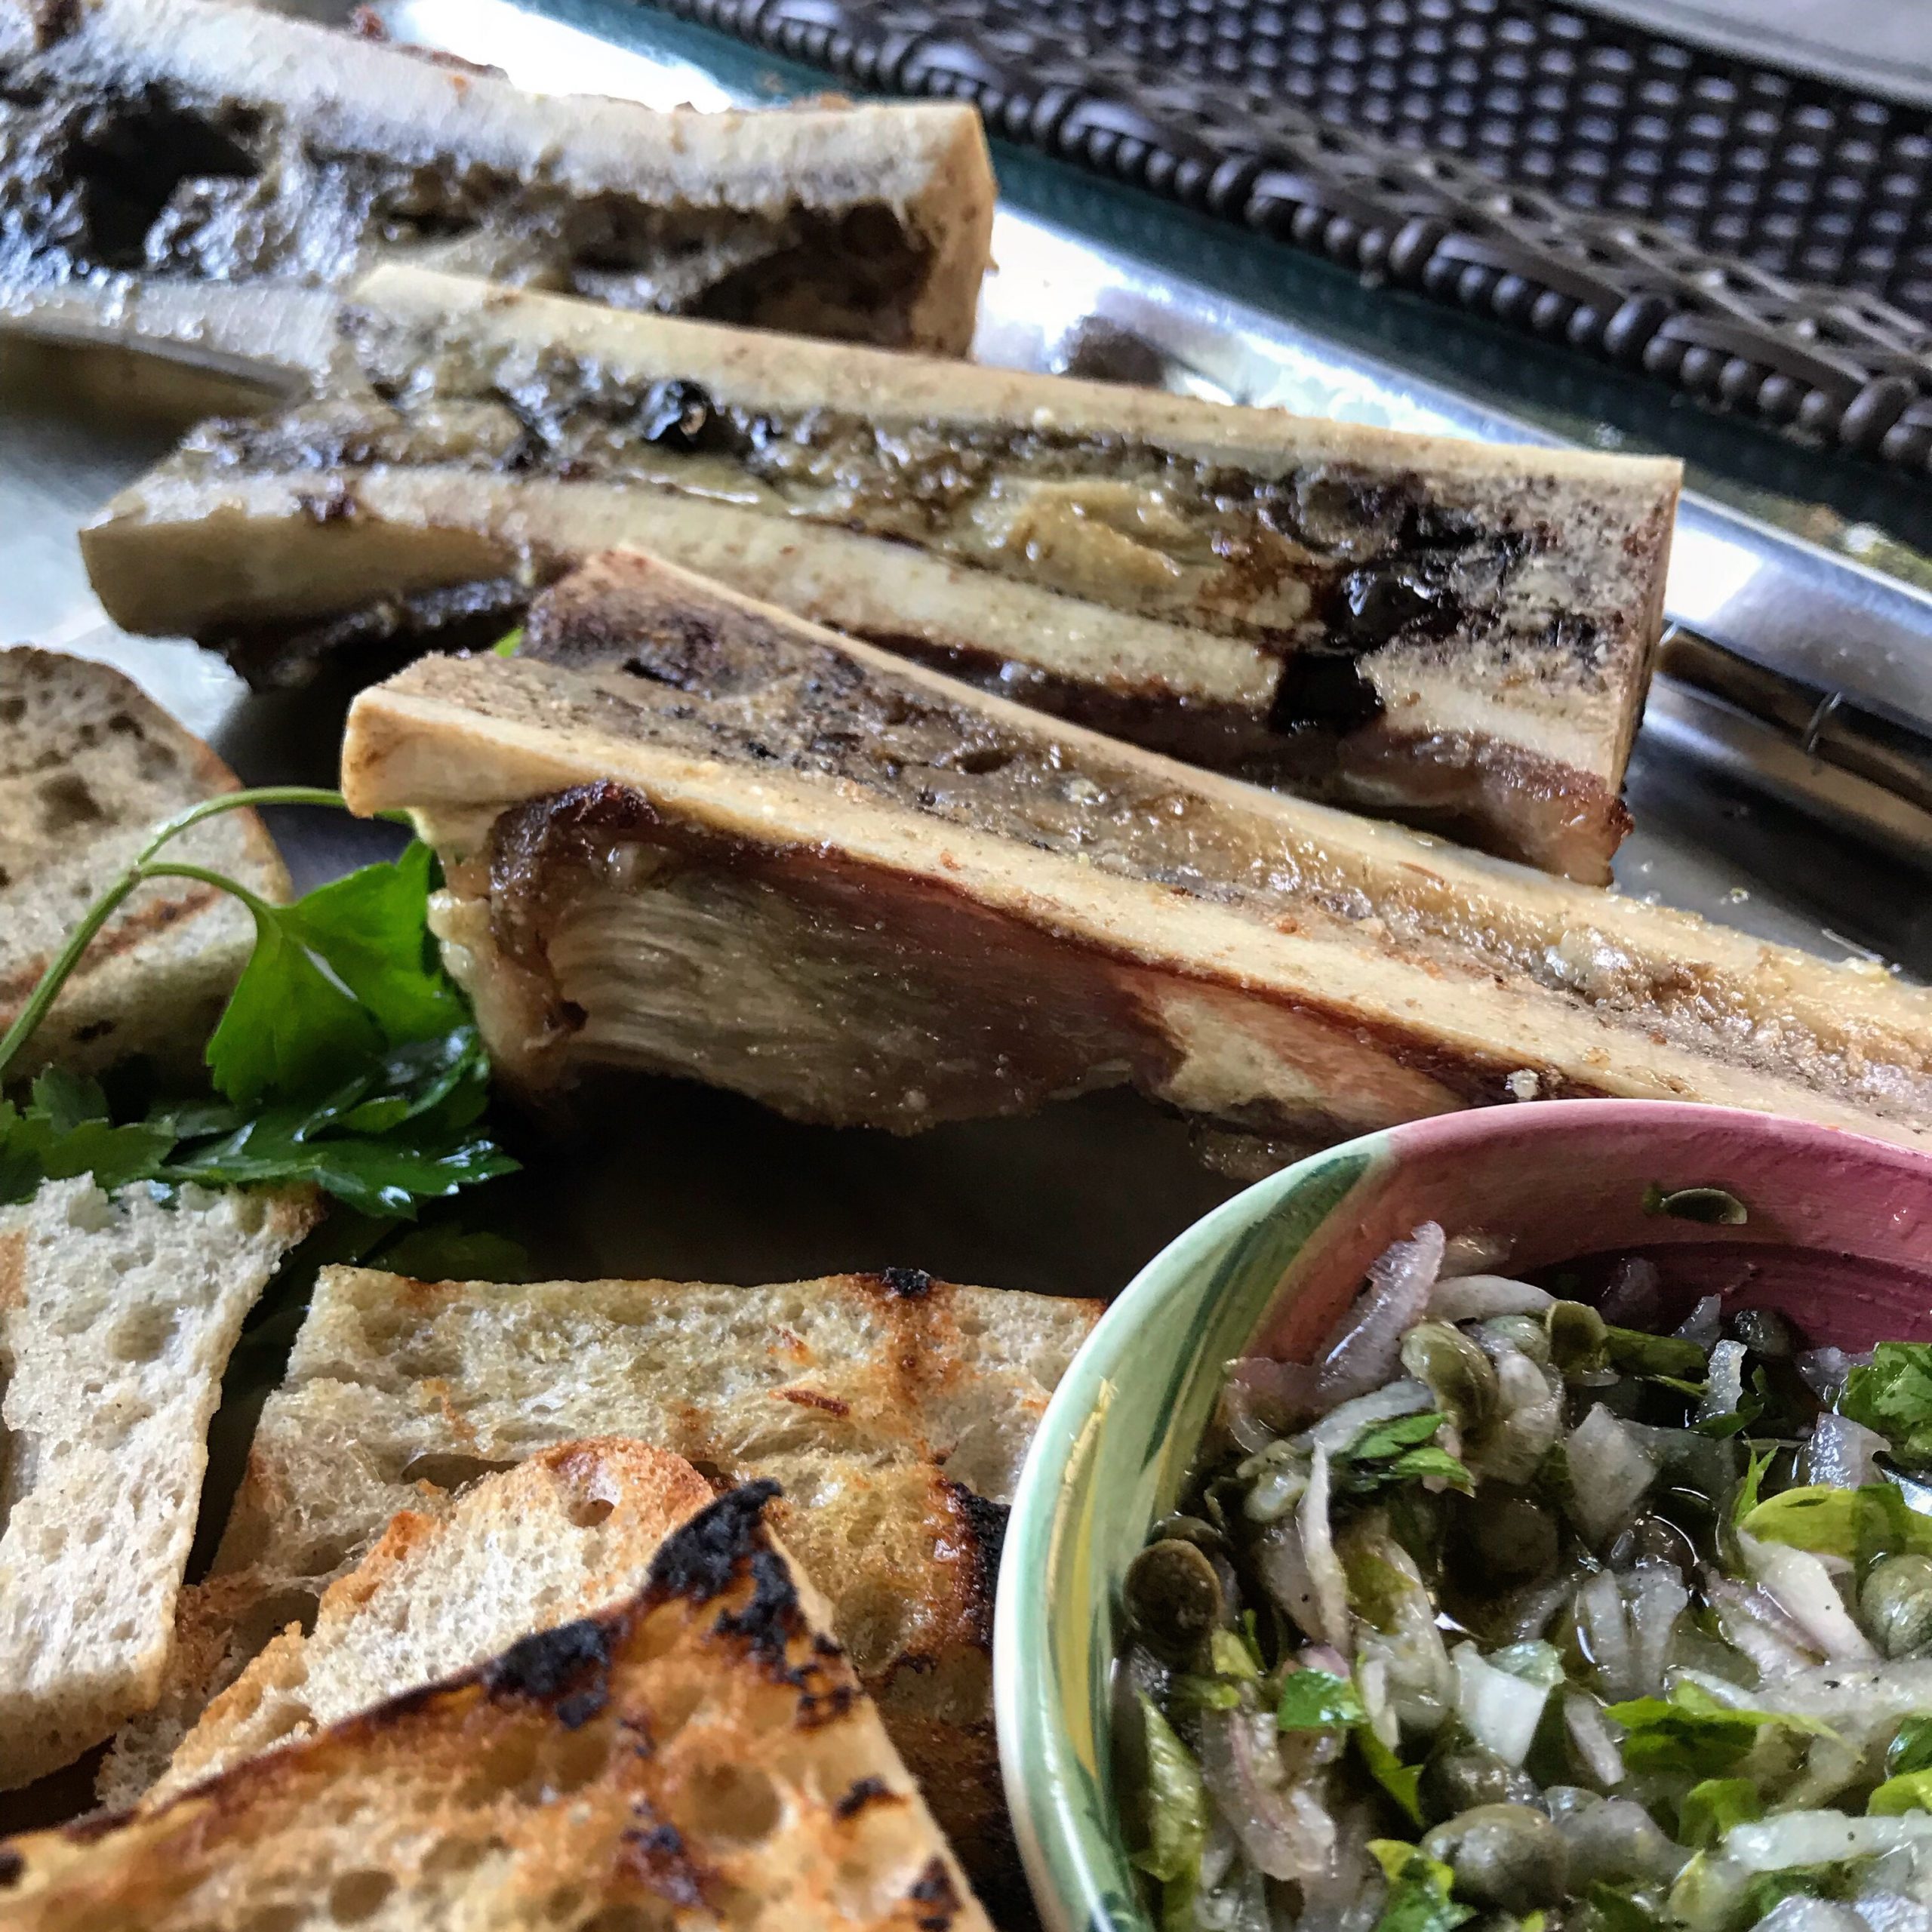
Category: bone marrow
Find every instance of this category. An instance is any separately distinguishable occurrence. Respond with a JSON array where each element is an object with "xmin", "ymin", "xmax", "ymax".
[
  {"xmin": 91, "ymin": 267, "xmax": 1678, "ymax": 878},
  {"xmin": 339, "ymin": 551, "xmax": 1932, "ymax": 1160},
  {"xmin": 0, "ymin": 0, "xmax": 995, "ymax": 363}
]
